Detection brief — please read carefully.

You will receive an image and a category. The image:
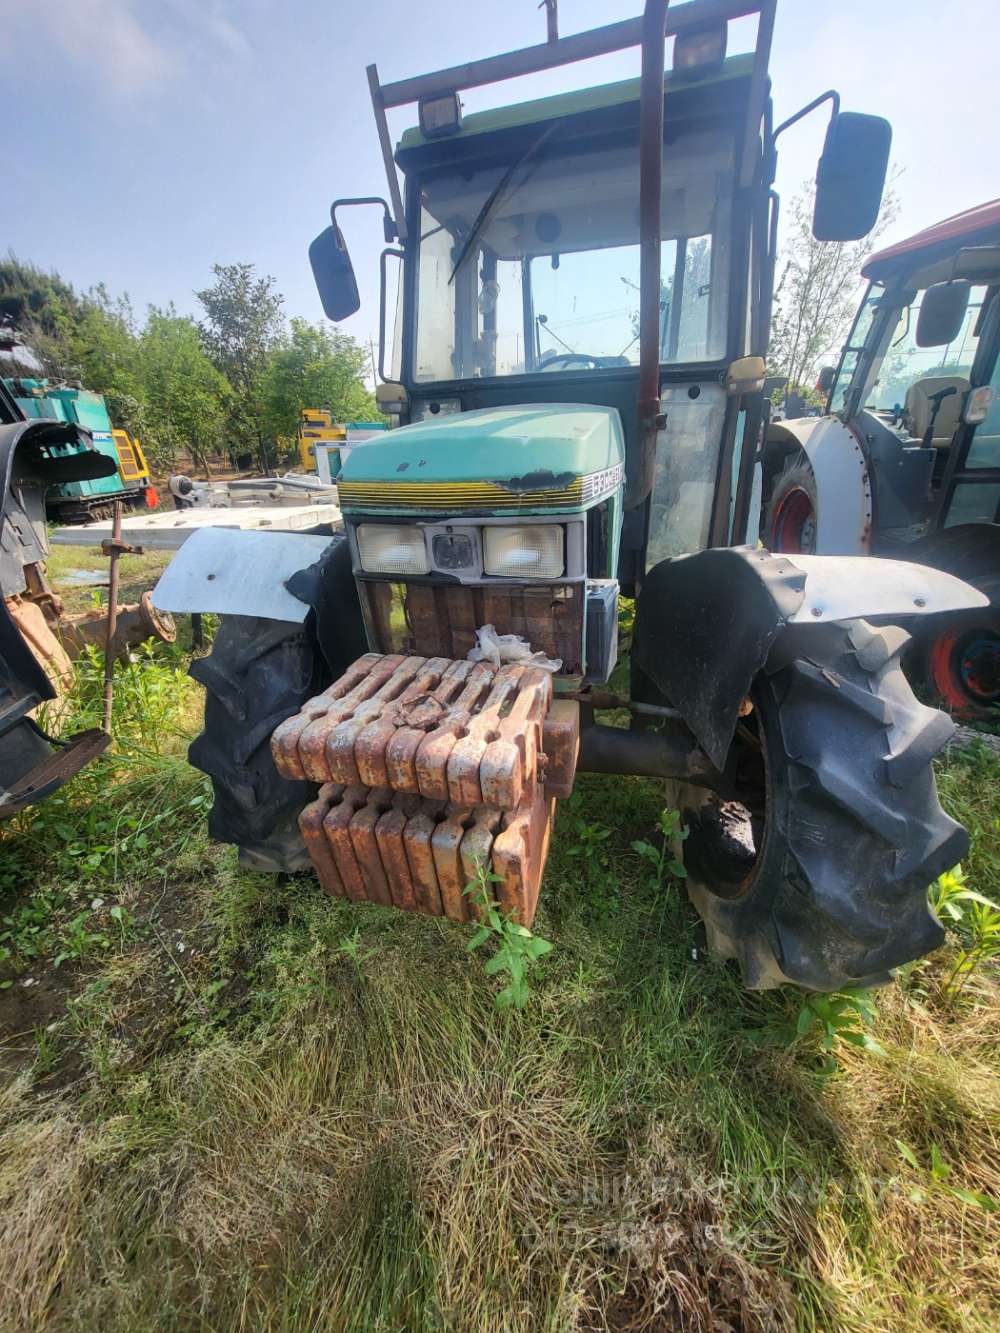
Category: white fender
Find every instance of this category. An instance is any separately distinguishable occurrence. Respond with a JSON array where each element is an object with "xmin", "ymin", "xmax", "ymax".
[
  {"xmin": 780, "ymin": 554, "xmax": 988, "ymax": 624},
  {"xmin": 151, "ymin": 527, "xmax": 333, "ymax": 621},
  {"xmin": 770, "ymin": 416, "xmax": 872, "ymax": 554}
]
